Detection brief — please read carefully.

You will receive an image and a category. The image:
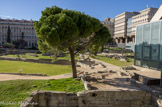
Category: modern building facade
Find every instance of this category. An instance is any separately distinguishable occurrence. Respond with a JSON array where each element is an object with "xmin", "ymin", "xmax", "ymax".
[
  {"xmin": 134, "ymin": 6, "xmax": 162, "ymax": 87},
  {"xmin": 101, "ymin": 17, "xmax": 114, "ymax": 38},
  {"xmin": 0, "ymin": 18, "xmax": 37, "ymax": 48},
  {"xmin": 114, "ymin": 12, "xmax": 139, "ymax": 48},
  {"xmin": 114, "ymin": 7, "xmax": 158, "ymax": 49},
  {"xmin": 131, "ymin": 7, "xmax": 158, "ymax": 41},
  {"xmin": 127, "ymin": 18, "xmax": 132, "ymax": 37},
  {"xmin": 135, "ymin": 20, "xmax": 162, "ymax": 70}
]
